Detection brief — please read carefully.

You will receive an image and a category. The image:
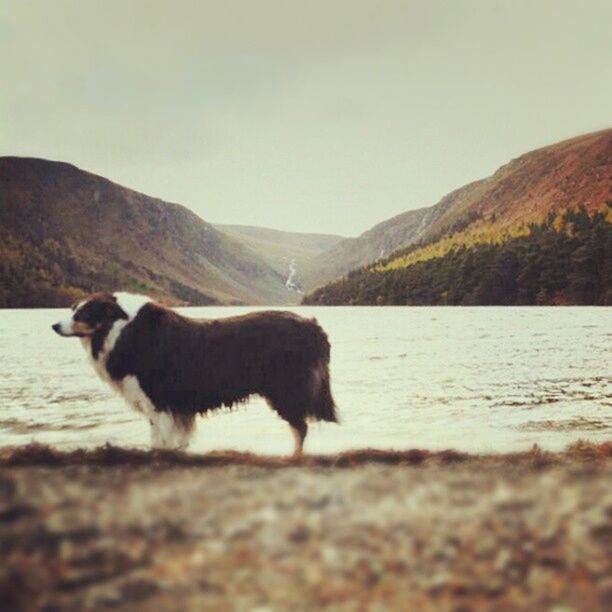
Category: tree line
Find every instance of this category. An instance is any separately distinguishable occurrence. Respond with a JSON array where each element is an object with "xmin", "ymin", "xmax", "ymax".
[
  {"xmin": 303, "ymin": 205, "xmax": 612, "ymax": 306},
  {"xmin": 0, "ymin": 229, "xmax": 218, "ymax": 308}
]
